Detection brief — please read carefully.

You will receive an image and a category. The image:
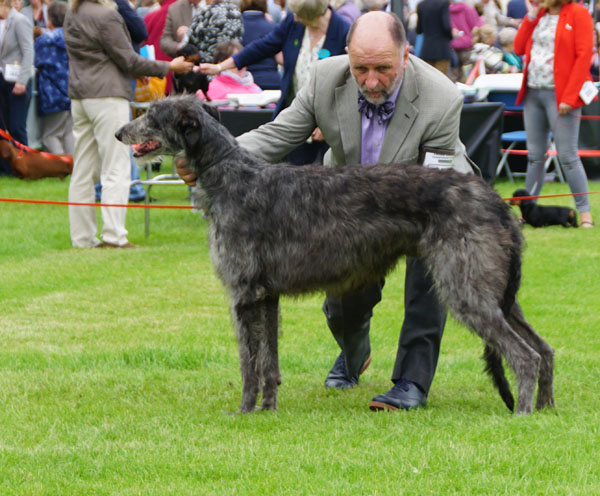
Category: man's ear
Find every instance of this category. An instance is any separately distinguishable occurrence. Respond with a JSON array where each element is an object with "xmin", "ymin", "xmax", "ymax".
[{"xmin": 402, "ymin": 43, "xmax": 410, "ymax": 70}]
